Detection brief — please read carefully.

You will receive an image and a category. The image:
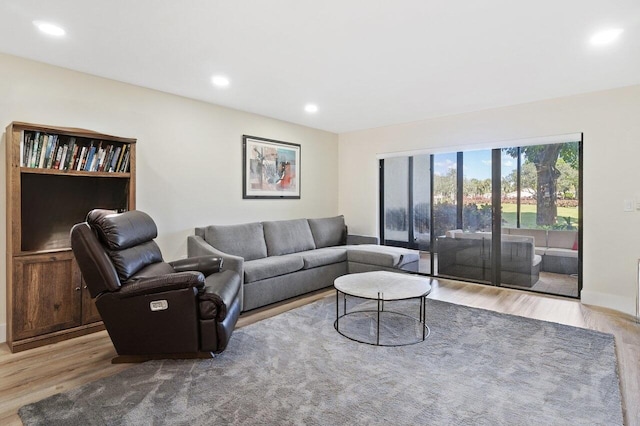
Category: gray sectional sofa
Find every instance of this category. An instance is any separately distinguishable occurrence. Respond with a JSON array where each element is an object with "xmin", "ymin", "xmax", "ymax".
[{"xmin": 187, "ymin": 216, "xmax": 419, "ymax": 311}]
